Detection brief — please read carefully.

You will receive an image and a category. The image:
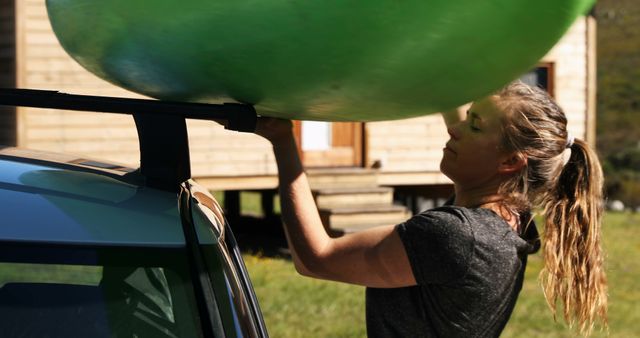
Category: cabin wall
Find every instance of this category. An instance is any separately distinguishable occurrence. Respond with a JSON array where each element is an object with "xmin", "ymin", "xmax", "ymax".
[
  {"xmin": 366, "ymin": 114, "xmax": 447, "ymax": 173},
  {"xmin": 366, "ymin": 17, "xmax": 591, "ymax": 184},
  {"xmin": 186, "ymin": 120, "xmax": 276, "ymax": 177},
  {"xmin": 0, "ymin": 0, "xmax": 17, "ymax": 146},
  {"xmin": 540, "ymin": 17, "xmax": 590, "ymax": 141},
  {"xmin": 15, "ymin": 0, "xmax": 139, "ymax": 165}
]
